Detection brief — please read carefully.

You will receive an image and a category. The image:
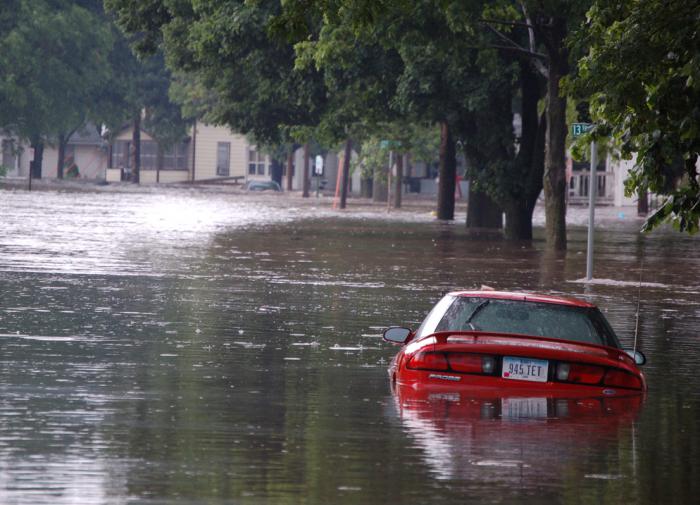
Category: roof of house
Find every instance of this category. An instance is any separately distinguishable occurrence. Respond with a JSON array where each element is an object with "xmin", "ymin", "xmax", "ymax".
[{"xmin": 68, "ymin": 125, "xmax": 106, "ymax": 147}]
